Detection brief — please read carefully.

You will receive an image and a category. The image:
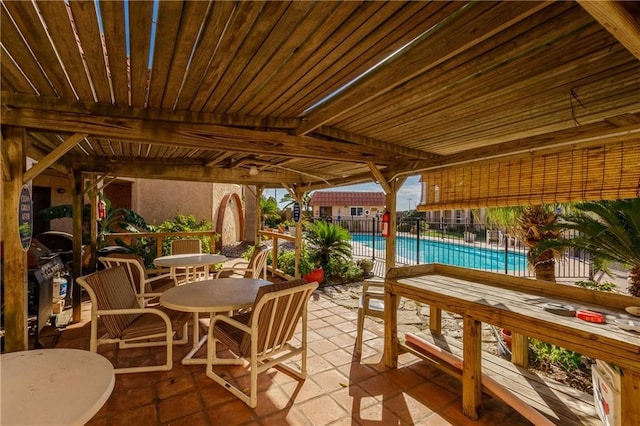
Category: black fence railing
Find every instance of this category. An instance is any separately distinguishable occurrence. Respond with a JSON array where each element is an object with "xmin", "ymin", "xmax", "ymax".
[{"xmin": 312, "ymin": 217, "xmax": 591, "ymax": 279}]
